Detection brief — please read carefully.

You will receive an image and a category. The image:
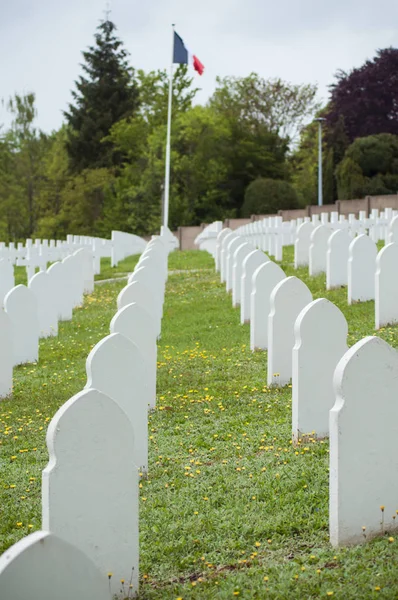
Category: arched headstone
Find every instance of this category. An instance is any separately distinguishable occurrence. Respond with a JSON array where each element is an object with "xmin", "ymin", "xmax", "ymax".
[
  {"xmin": 4, "ymin": 285, "xmax": 39, "ymax": 366},
  {"xmin": 231, "ymin": 243, "xmax": 253, "ymax": 307},
  {"xmin": 326, "ymin": 229, "xmax": 352, "ymax": 290},
  {"xmin": 215, "ymin": 228, "xmax": 231, "ymax": 272},
  {"xmin": 250, "ymin": 261, "xmax": 286, "ymax": 351},
  {"xmin": 0, "ymin": 531, "xmax": 111, "ymax": 600},
  {"xmin": 42, "ymin": 388, "xmax": 139, "ymax": 595},
  {"xmin": 240, "ymin": 250, "xmax": 269, "ymax": 324},
  {"xmin": 0, "ymin": 259, "xmax": 14, "ymax": 307},
  {"xmin": 47, "ymin": 261, "xmax": 72, "ymax": 321},
  {"xmin": 117, "ymin": 281, "xmax": 161, "ymax": 337},
  {"xmin": 110, "ymin": 302, "xmax": 157, "ymax": 409},
  {"xmin": 267, "ymin": 277, "xmax": 312, "ymax": 386},
  {"xmin": 29, "ymin": 271, "xmax": 58, "ymax": 338},
  {"xmin": 226, "ymin": 237, "xmax": 244, "ymax": 293},
  {"xmin": 309, "ymin": 225, "xmax": 332, "ymax": 276},
  {"xmin": 294, "ymin": 222, "xmax": 314, "ymax": 269},
  {"xmin": 347, "ymin": 234, "xmax": 377, "ymax": 304},
  {"xmin": 375, "ymin": 243, "xmax": 398, "ymax": 329},
  {"xmin": 292, "ymin": 298, "xmax": 348, "ymax": 440},
  {"xmin": 330, "ymin": 337, "xmax": 398, "ymax": 546},
  {"xmin": 85, "ymin": 333, "xmax": 150, "ymax": 471}
]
